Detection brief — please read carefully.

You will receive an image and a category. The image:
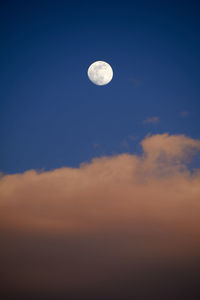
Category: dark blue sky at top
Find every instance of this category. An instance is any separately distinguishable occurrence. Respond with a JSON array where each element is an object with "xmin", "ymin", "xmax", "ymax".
[{"xmin": 1, "ymin": 0, "xmax": 200, "ymax": 173}]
